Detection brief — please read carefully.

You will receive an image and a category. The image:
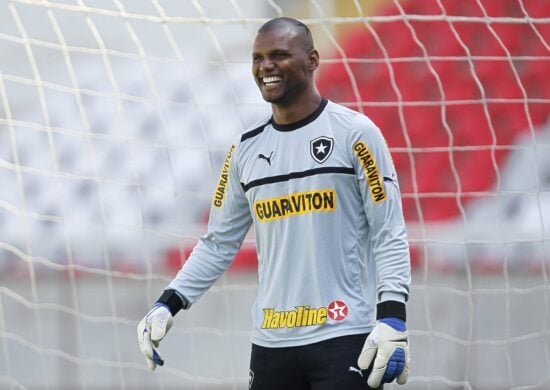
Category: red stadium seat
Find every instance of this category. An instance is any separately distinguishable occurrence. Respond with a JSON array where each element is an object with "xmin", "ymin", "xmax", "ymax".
[{"xmin": 316, "ymin": 0, "xmax": 550, "ymax": 221}]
